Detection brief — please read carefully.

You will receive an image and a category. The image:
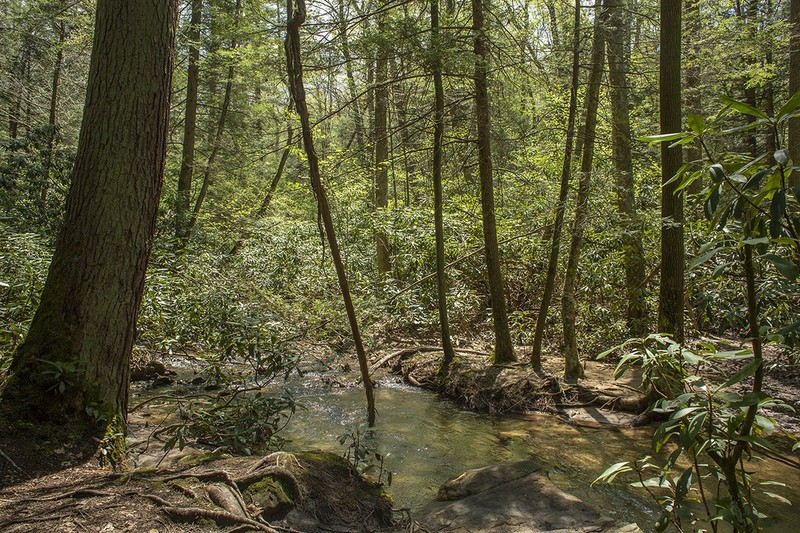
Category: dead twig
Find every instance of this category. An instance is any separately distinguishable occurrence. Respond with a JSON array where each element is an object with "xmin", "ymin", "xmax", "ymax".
[
  {"xmin": 370, "ymin": 346, "xmax": 488, "ymax": 373},
  {"xmin": 27, "ymin": 488, "xmax": 113, "ymax": 502},
  {"xmin": 0, "ymin": 446, "xmax": 24, "ymax": 474}
]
